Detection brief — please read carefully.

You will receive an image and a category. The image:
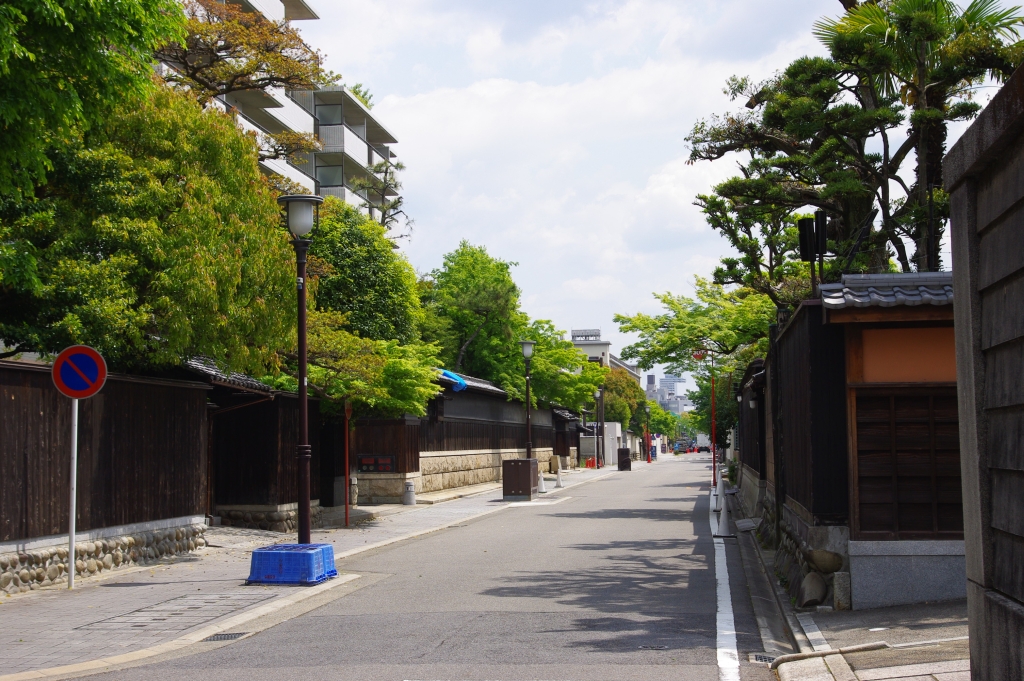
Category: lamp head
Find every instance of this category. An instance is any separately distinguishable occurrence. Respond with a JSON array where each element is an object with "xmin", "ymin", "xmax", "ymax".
[
  {"xmin": 692, "ymin": 350, "xmax": 707, "ymax": 361},
  {"xmin": 277, "ymin": 194, "xmax": 324, "ymax": 237},
  {"xmin": 519, "ymin": 339, "xmax": 536, "ymax": 360},
  {"xmin": 737, "ymin": 394, "xmax": 743, "ymax": 403},
  {"xmin": 594, "ymin": 389, "xmax": 601, "ymax": 400},
  {"xmin": 645, "ymin": 405, "xmax": 651, "ymax": 414}
]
